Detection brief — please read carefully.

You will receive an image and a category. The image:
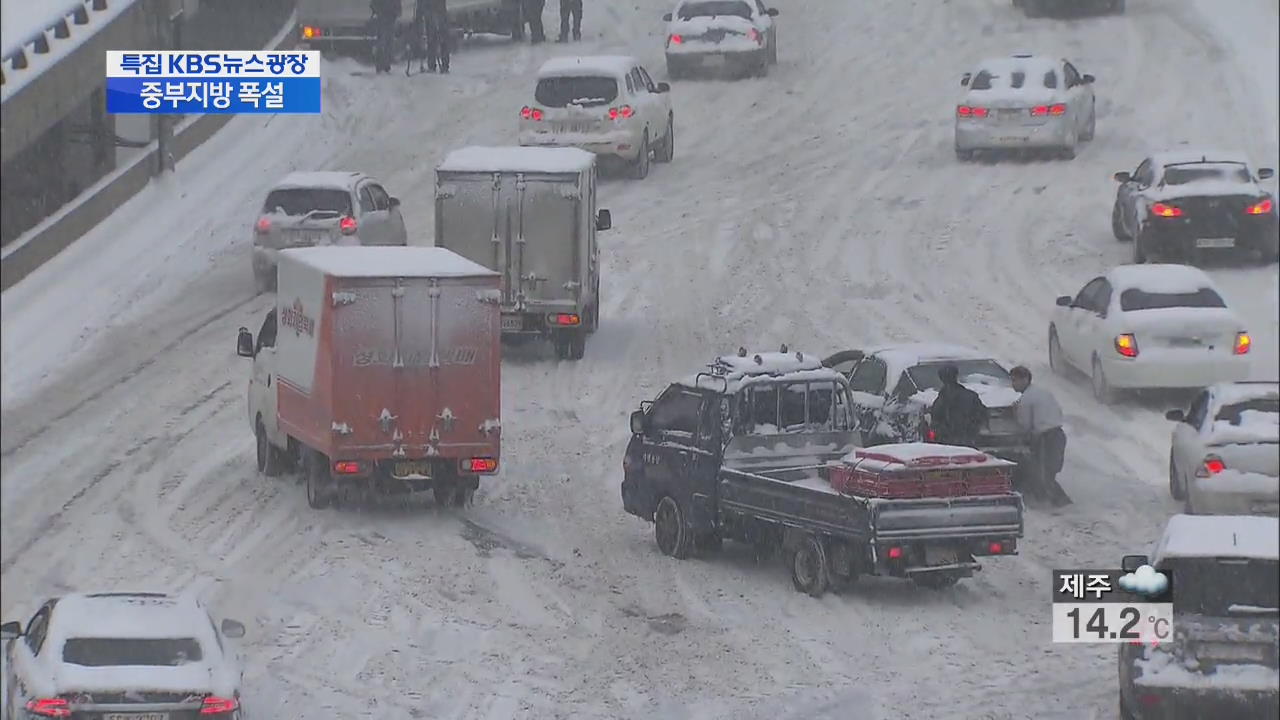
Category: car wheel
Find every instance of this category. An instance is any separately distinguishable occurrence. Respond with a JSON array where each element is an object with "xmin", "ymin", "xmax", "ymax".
[
  {"xmin": 1081, "ymin": 103, "xmax": 1096, "ymax": 141},
  {"xmin": 790, "ymin": 534, "xmax": 830, "ymax": 597},
  {"xmin": 1091, "ymin": 355, "xmax": 1116, "ymax": 405},
  {"xmin": 1049, "ymin": 328, "xmax": 1068, "ymax": 376},
  {"xmin": 1168, "ymin": 452, "xmax": 1185, "ymax": 501},
  {"xmin": 654, "ymin": 495, "xmax": 692, "ymax": 559},
  {"xmin": 567, "ymin": 329, "xmax": 587, "ymax": 360},
  {"xmin": 304, "ymin": 451, "xmax": 332, "ymax": 509},
  {"xmin": 1059, "ymin": 141, "xmax": 1077, "ymax": 160},
  {"xmin": 630, "ymin": 133, "xmax": 650, "ymax": 180},
  {"xmin": 655, "ymin": 114, "xmax": 675, "ymax": 163},
  {"xmin": 1111, "ymin": 203, "xmax": 1130, "ymax": 241},
  {"xmin": 256, "ymin": 419, "xmax": 282, "ymax": 477},
  {"xmin": 1133, "ymin": 227, "xmax": 1150, "ymax": 263}
]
